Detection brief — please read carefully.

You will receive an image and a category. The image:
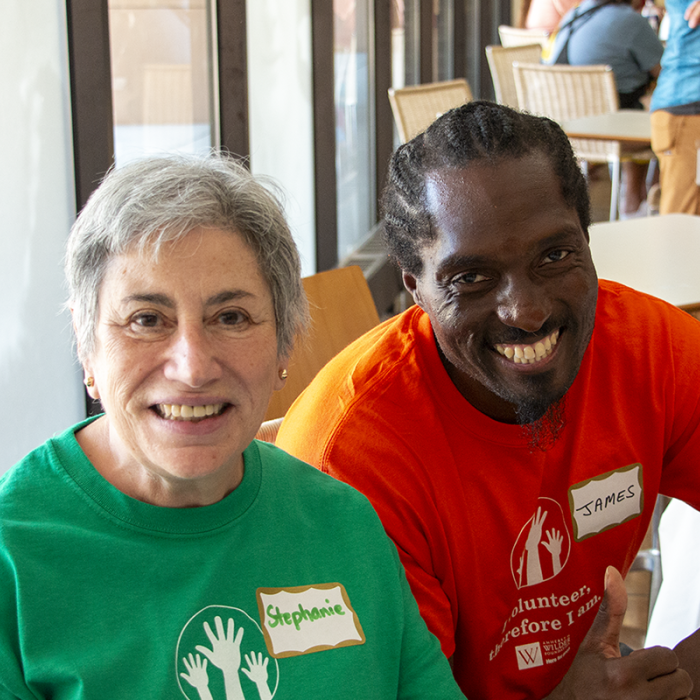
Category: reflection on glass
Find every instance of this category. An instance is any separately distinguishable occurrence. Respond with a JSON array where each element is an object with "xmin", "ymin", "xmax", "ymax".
[
  {"xmin": 392, "ymin": 0, "xmax": 420, "ymax": 89},
  {"xmin": 433, "ymin": 0, "xmax": 454, "ymax": 81},
  {"xmin": 108, "ymin": 0, "xmax": 215, "ymax": 167},
  {"xmin": 334, "ymin": 0, "xmax": 374, "ymax": 261}
]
